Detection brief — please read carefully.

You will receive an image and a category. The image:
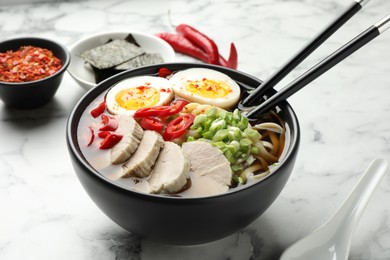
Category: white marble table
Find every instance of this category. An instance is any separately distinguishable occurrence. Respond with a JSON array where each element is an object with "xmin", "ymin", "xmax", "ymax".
[{"xmin": 1, "ymin": 0, "xmax": 390, "ymax": 259}]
